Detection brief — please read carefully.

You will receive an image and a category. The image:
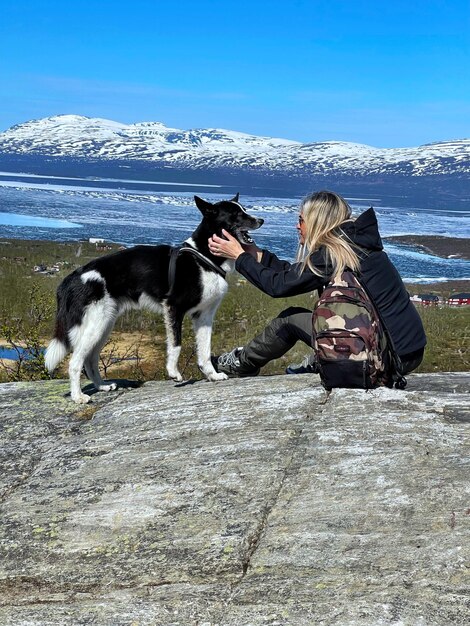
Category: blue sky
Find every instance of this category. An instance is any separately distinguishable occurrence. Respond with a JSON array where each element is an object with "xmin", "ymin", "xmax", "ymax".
[{"xmin": 1, "ymin": 0, "xmax": 469, "ymax": 147}]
